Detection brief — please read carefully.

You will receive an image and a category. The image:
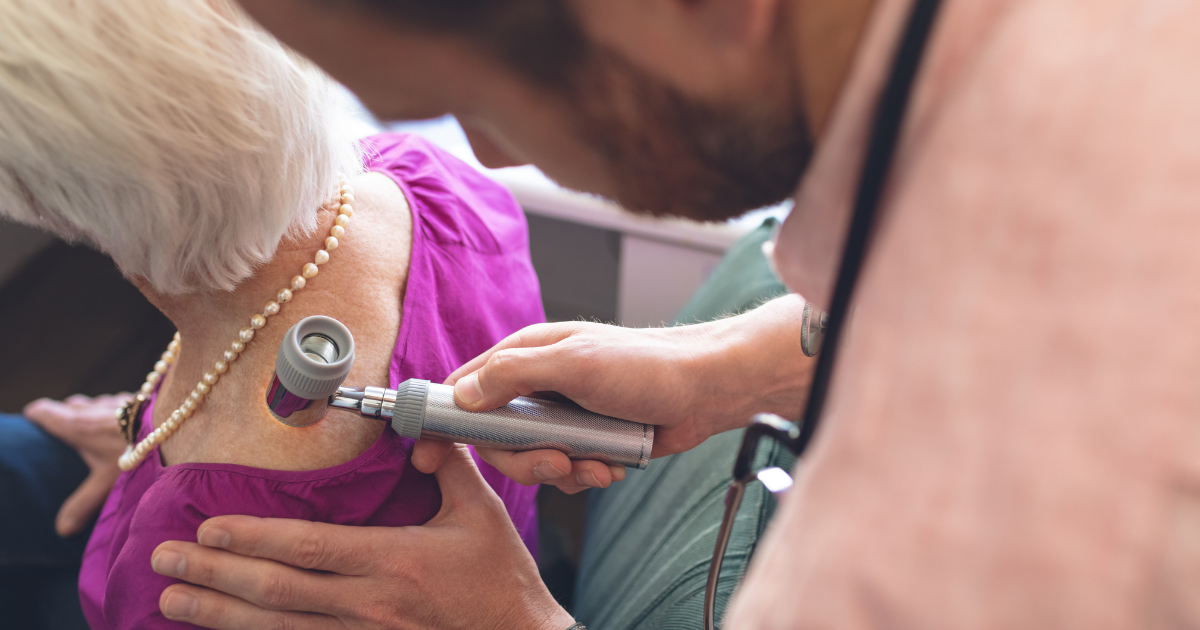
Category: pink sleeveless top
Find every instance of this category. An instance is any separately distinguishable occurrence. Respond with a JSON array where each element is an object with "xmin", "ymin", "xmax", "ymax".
[{"xmin": 79, "ymin": 134, "xmax": 545, "ymax": 629}]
